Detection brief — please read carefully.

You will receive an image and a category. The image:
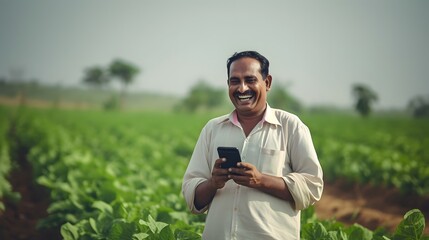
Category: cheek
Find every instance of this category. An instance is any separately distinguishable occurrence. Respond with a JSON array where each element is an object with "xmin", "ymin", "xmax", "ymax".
[{"xmin": 228, "ymin": 86, "xmax": 237, "ymax": 94}]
